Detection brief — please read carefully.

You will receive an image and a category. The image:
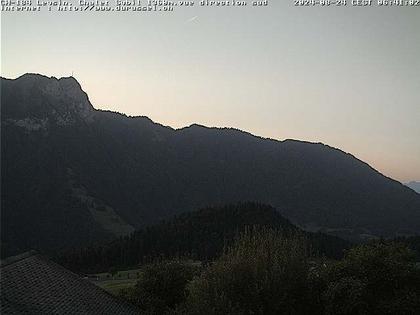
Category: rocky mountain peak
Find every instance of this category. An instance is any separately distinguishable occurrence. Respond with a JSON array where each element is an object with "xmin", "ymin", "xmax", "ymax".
[{"xmin": 1, "ymin": 73, "xmax": 95, "ymax": 127}]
